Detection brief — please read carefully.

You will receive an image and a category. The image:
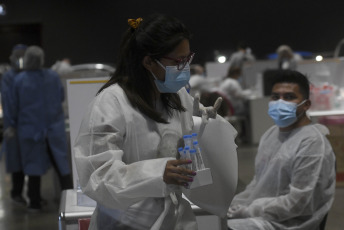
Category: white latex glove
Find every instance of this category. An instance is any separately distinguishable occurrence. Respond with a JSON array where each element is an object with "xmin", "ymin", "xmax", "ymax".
[
  {"xmin": 227, "ymin": 205, "xmax": 249, "ymax": 219},
  {"xmin": 193, "ymin": 93, "xmax": 222, "ymax": 124},
  {"xmin": 4, "ymin": 127, "xmax": 16, "ymax": 139}
]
